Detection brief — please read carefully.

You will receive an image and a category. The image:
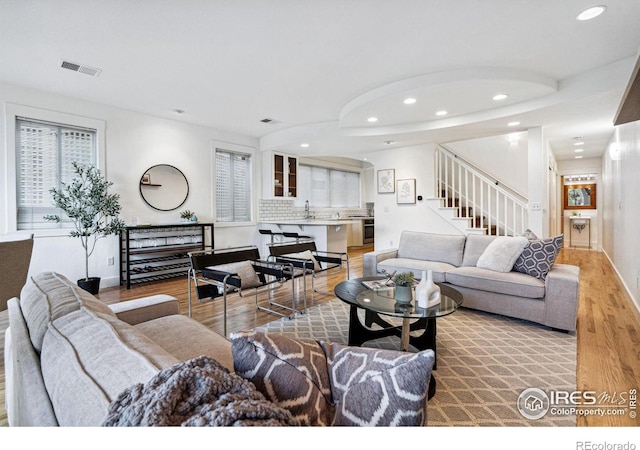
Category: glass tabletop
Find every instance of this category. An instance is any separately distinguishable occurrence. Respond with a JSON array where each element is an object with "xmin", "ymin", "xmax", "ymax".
[{"xmin": 355, "ymin": 282, "xmax": 462, "ymax": 320}]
